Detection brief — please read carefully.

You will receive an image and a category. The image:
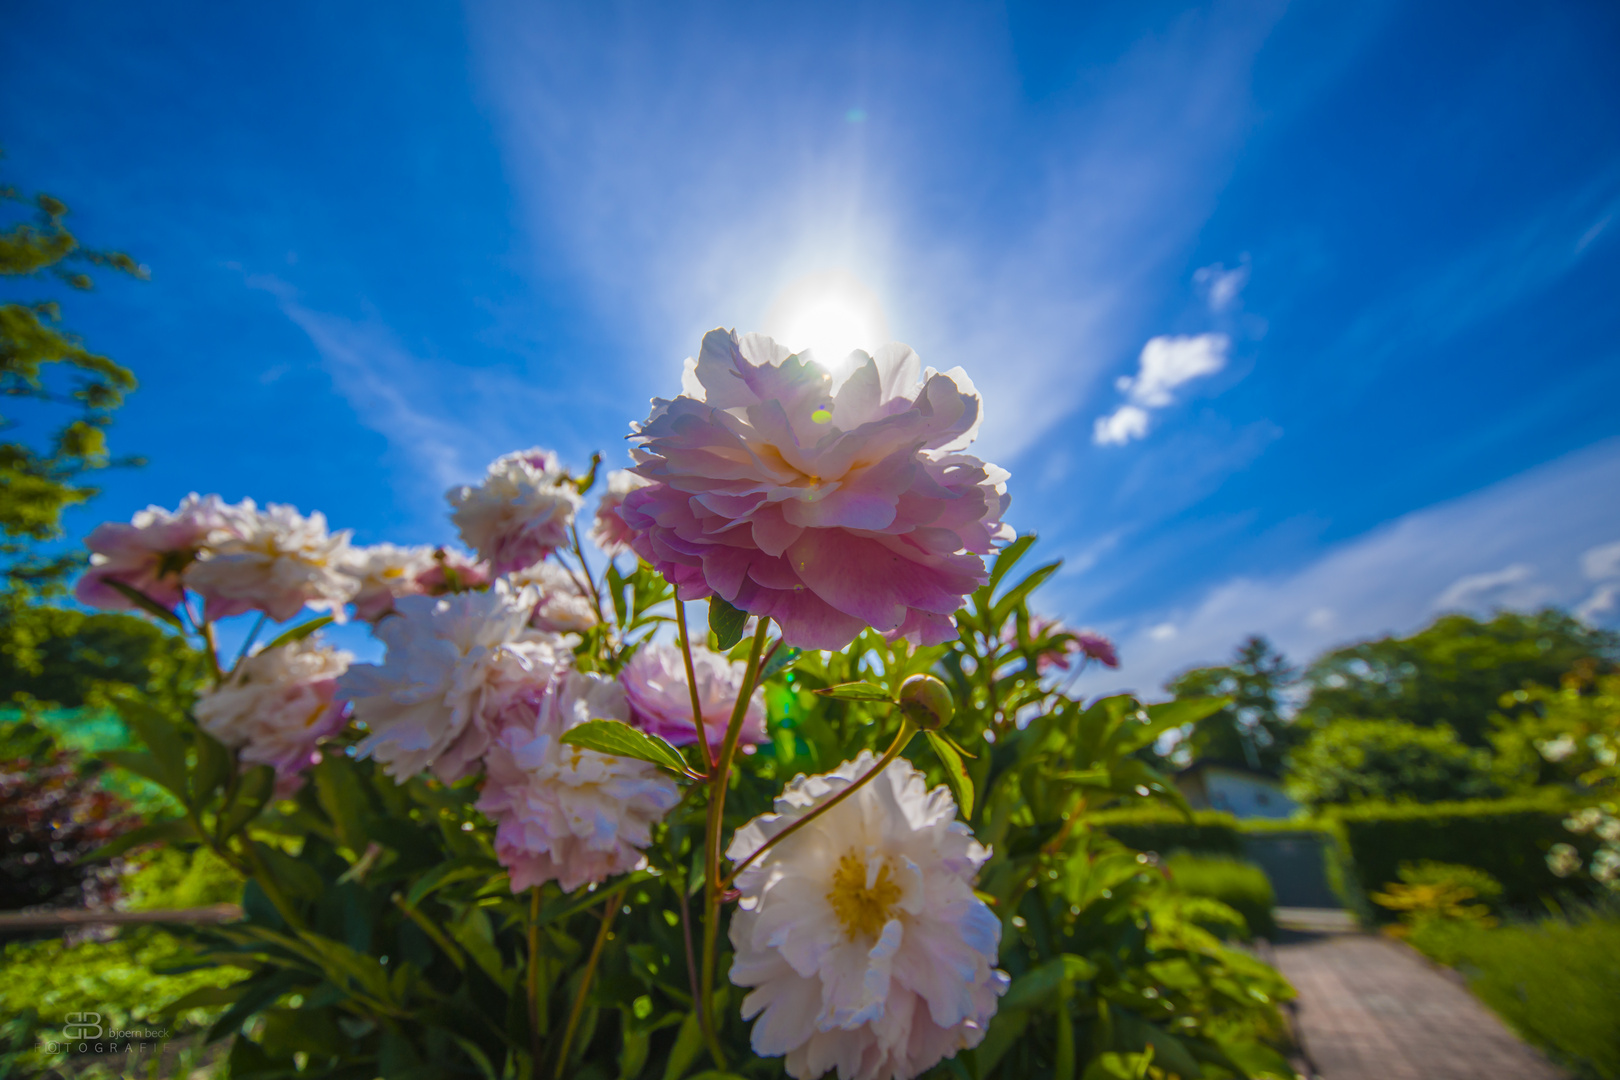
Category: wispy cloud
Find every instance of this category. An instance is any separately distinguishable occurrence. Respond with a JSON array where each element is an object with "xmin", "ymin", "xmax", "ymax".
[
  {"xmin": 1086, "ymin": 437, "xmax": 1620, "ymax": 694},
  {"xmin": 1093, "ymin": 333, "xmax": 1230, "ymax": 445},
  {"xmin": 1193, "ymin": 259, "xmax": 1249, "ymax": 312}
]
